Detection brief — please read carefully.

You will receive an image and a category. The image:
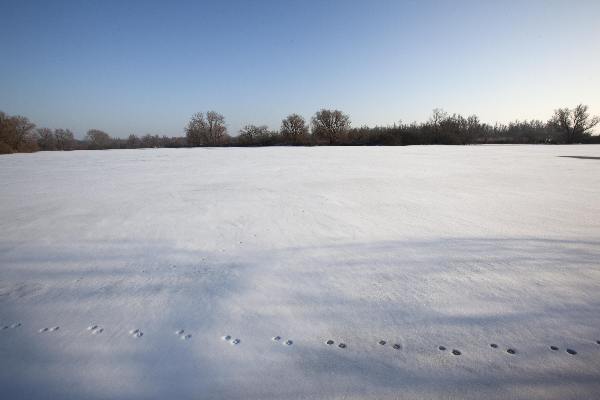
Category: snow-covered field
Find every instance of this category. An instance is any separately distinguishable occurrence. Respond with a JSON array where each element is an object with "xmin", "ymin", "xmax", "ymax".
[{"xmin": 1, "ymin": 145, "xmax": 600, "ymax": 400}]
